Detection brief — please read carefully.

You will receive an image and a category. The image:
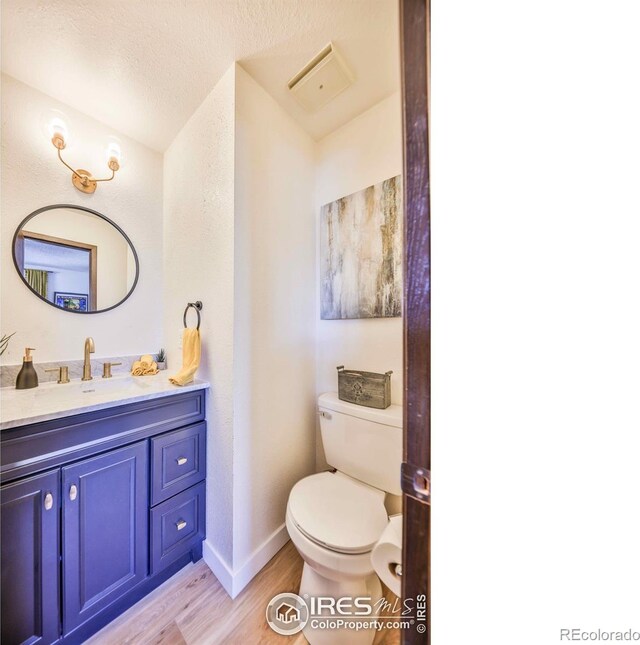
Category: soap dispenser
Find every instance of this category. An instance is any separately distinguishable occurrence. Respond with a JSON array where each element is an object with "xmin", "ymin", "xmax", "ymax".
[{"xmin": 15, "ymin": 348, "xmax": 38, "ymax": 389}]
